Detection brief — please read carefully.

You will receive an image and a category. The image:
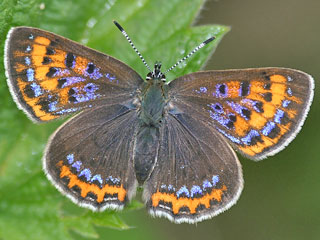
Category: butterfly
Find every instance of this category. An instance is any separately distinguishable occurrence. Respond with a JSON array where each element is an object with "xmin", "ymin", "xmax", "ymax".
[{"xmin": 4, "ymin": 21, "xmax": 314, "ymax": 224}]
